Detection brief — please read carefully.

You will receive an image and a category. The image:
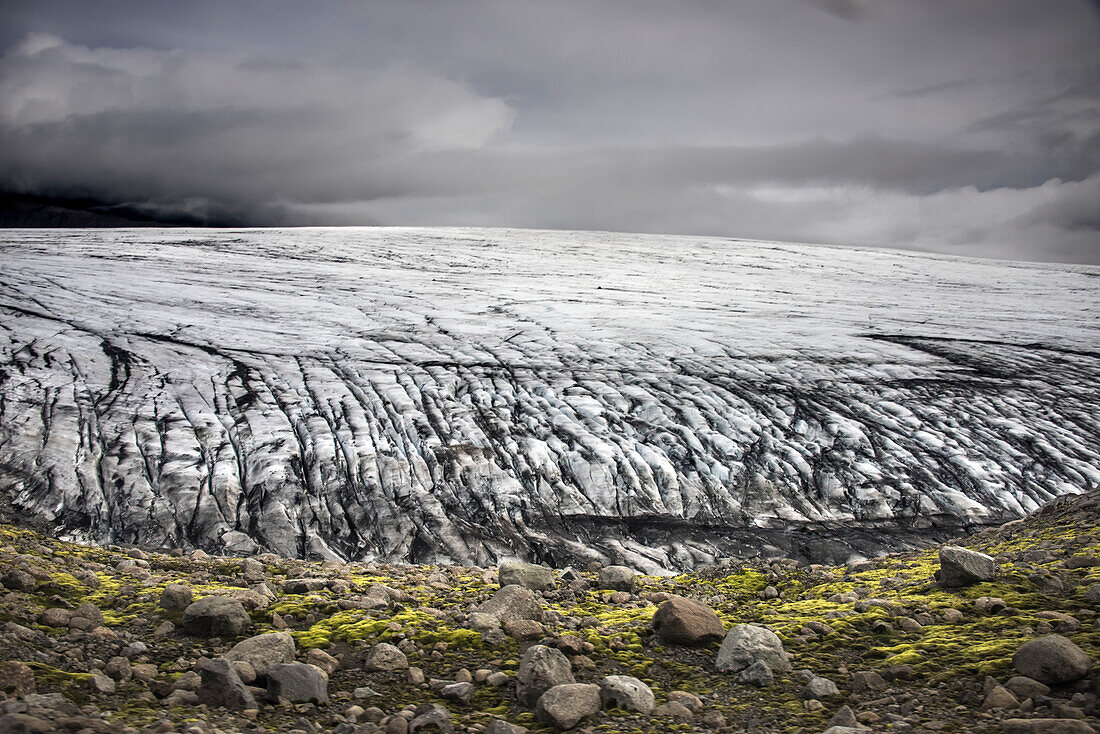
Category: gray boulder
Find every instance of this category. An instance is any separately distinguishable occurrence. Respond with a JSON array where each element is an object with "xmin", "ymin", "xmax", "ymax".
[
  {"xmin": 936, "ymin": 546, "xmax": 999, "ymax": 588},
  {"xmin": 535, "ymin": 683, "xmax": 602, "ymax": 729},
  {"xmin": 715, "ymin": 624, "xmax": 791, "ymax": 673},
  {"xmin": 1012, "ymin": 635, "xmax": 1092, "ymax": 685},
  {"xmin": 738, "ymin": 660, "xmax": 774, "ymax": 687},
  {"xmin": 441, "ymin": 681, "xmax": 475, "ymax": 705},
  {"xmin": 159, "ymin": 583, "xmax": 193, "ymax": 611},
  {"xmin": 516, "ymin": 644, "xmax": 574, "ymax": 706},
  {"xmin": 265, "ymin": 662, "xmax": 329, "ymax": 704},
  {"xmin": 498, "ymin": 560, "xmax": 556, "ymax": 591},
  {"xmin": 225, "ymin": 631, "xmax": 295, "ymax": 677},
  {"xmin": 597, "ymin": 566, "xmax": 636, "ymax": 592},
  {"xmin": 475, "ymin": 585, "xmax": 544, "ymax": 624},
  {"xmin": 198, "ymin": 657, "xmax": 256, "ymax": 711},
  {"xmin": 651, "ymin": 596, "xmax": 724, "ymax": 646},
  {"xmin": 803, "ymin": 676, "xmax": 840, "ymax": 699},
  {"xmin": 365, "ymin": 642, "xmax": 409, "ymax": 672},
  {"xmin": 598, "ymin": 675, "xmax": 655, "ymax": 714},
  {"xmin": 181, "ymin": 596, "xmax": 251, "ymax": 637},
  {"xmin": 409, "ymin": 703, "xmax": 454, "ymax": 734},
  {"xmin": 1004, "ymin": 675, "xmax": 1051, "ymax": 699}
]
